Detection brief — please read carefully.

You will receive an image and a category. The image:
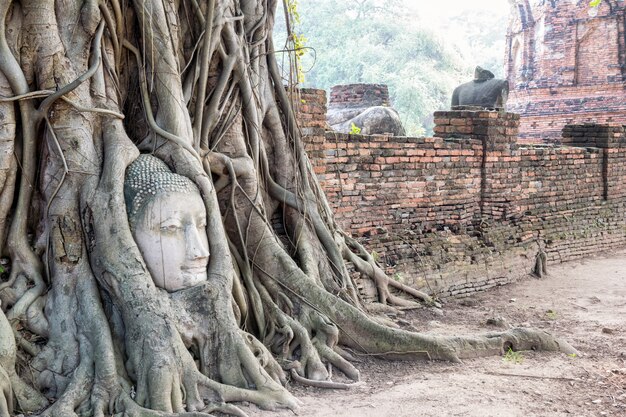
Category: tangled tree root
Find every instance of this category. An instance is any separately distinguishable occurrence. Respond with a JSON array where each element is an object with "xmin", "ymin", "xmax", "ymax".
[
  {"xmin": 0, "ymin": 0, "xmax": 579, "ymax": 416},
  {"xmin": 534, "ymin": 248, "xmax": 548, "ymax": 278}
]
